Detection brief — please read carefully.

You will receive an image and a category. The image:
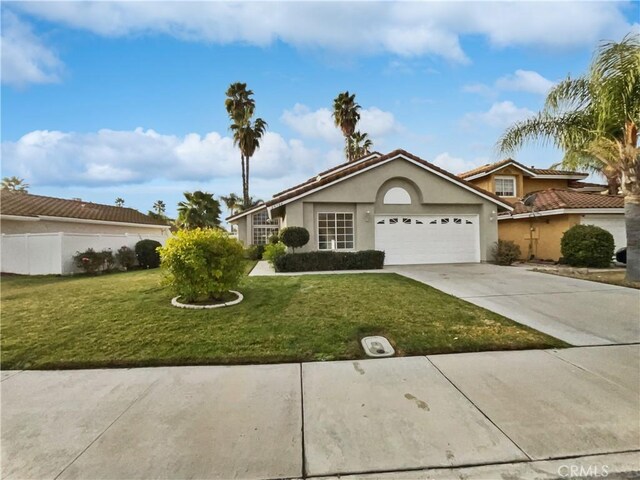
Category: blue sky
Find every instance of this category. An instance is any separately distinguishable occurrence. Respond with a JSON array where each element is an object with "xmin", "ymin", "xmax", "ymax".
[{"xmin": 2, "ymin": 1, "xmax": 639, "ymax": 218}]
